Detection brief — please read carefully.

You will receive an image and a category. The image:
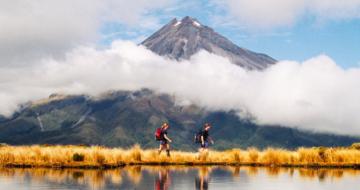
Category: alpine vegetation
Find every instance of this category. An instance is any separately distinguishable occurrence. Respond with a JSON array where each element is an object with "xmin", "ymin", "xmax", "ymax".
[{"xmin": 1, "ymin": 145, "xmax": 360, "ymax": 168}]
